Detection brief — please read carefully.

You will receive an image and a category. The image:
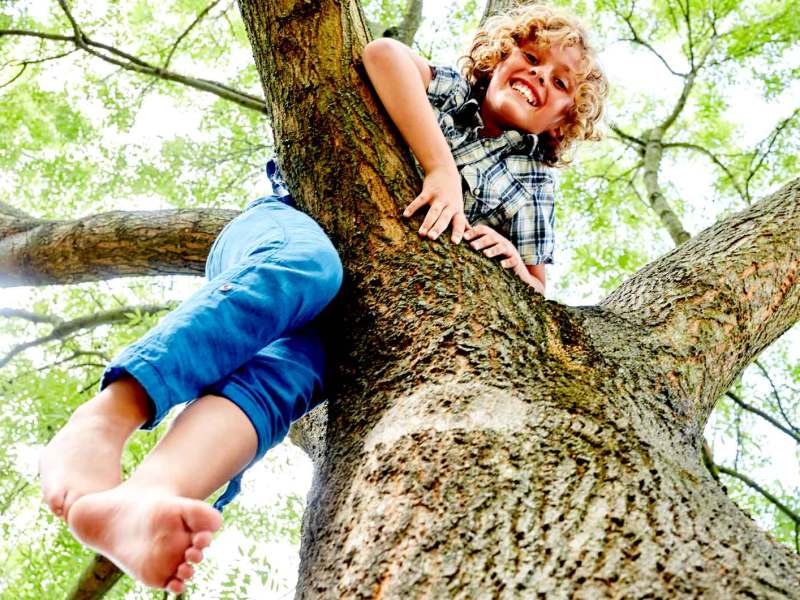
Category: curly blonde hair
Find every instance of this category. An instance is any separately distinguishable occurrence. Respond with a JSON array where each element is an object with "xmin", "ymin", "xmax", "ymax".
[{"xmin": 460, "ymin": 3, "xmax": 608, "ymax": 166}]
